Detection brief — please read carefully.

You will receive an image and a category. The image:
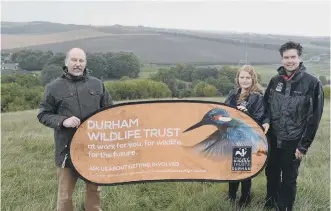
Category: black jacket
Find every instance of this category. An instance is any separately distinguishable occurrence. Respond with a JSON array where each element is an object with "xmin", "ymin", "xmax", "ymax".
[
  {"xmin": 224, "ymin": 87, "xmax": 265, "ymax": 124},
  {"xmin": 263, "ymin": 62, "xmax": 324, "ymax": 154},
  {"xmin": 37, "ymin": 71, "xmax": 113, "ymax": 167}
]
